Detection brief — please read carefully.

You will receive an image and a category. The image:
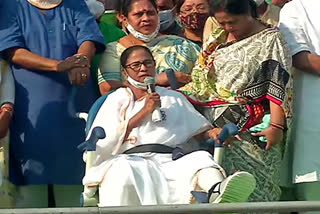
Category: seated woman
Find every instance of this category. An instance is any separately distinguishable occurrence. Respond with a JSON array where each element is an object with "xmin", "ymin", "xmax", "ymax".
[
  {"xmin": 98, "ymin": 0, "xmax": 200, "ymax": 95},
  {"xmin": 82, "ymin": 45, "xmax": 256, "ymax": 207},
  {"xmin": 176, "ymin": 0, "xmax": 210, "ymax": 47},
  {"xmin": 181, "ymin": 0, "xmax": 293, "ymax": 202}
]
